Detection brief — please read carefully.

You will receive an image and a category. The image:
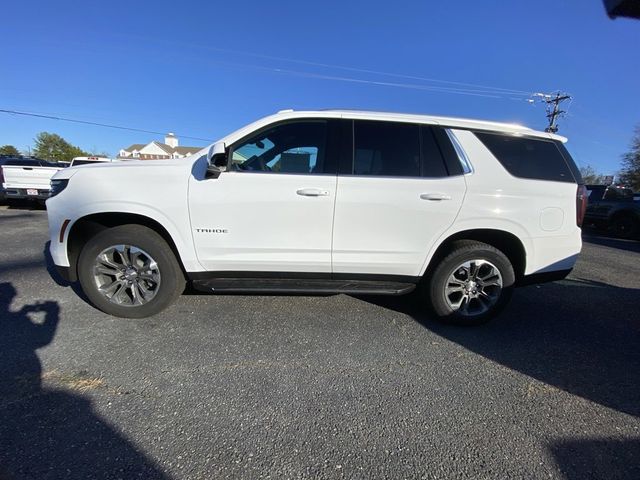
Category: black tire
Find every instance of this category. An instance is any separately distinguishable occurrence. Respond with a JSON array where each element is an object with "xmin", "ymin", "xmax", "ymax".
[
  {"xmin": 424, "ymin": 240, "xmax": 515, "ymax": 326},
  {"xmin": 77, "ymin": 224, "xmax": 185, "ymax": 318},
  {"xmin": 610, "ymin": 214, "xmax": 639, "ymax": 240}
]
